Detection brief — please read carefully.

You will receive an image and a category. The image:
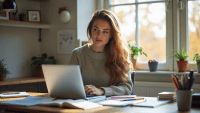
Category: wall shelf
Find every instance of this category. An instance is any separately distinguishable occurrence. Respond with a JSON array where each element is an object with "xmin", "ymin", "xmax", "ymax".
[
  {"xmin": 0, "ymin": 77, "xmax": 45, "ymax": 86},
  {"xmin": 0, "ymin": 19, "xmax": 51, "ymax": 29}
]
